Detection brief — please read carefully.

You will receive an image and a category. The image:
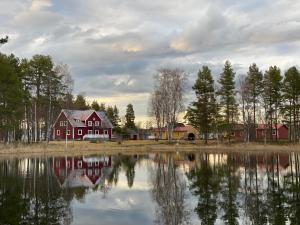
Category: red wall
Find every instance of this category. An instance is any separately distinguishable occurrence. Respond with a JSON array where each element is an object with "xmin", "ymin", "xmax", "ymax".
[{"xmin": 53, "ymin": 111, "xmax": 112, "ymax": 140}]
